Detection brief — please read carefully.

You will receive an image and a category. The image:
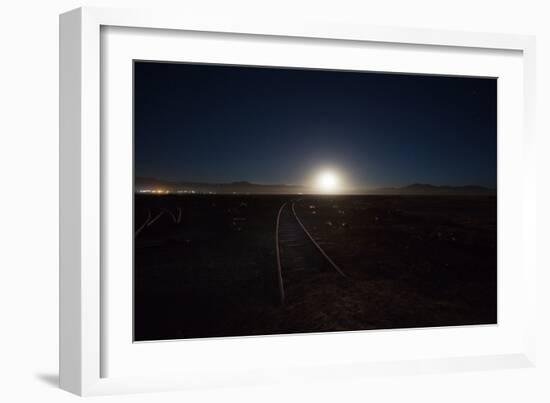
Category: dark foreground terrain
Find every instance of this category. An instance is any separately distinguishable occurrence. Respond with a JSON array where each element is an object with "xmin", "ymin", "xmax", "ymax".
[{"xmin": 134, "ymin": 194, "xmax": 496, "ymax": 341}]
